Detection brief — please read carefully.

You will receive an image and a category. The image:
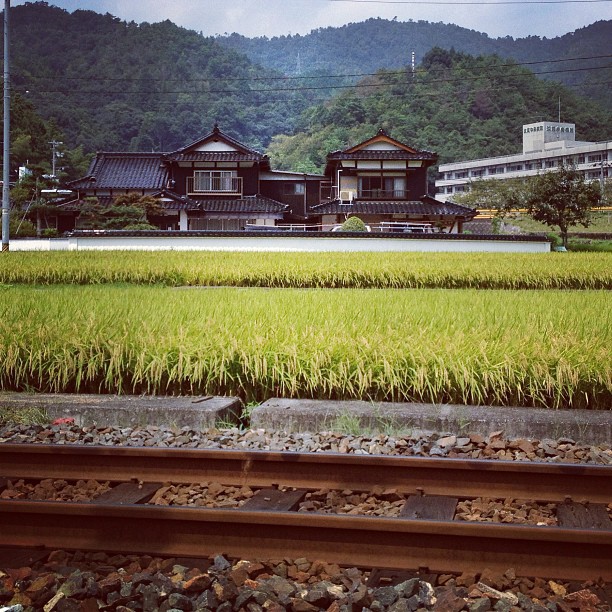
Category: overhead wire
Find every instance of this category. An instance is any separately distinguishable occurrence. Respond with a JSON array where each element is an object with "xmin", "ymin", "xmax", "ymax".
[
  {"xmin": 17, "ymin": 63, "xmax": 612, "ymax": 95},
  {"xmin": 14, "ymin": 53, "xmax": 612, "ymax": 84}
]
